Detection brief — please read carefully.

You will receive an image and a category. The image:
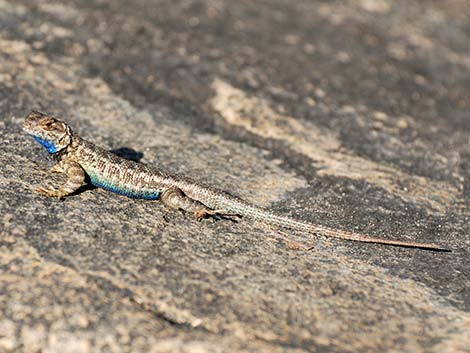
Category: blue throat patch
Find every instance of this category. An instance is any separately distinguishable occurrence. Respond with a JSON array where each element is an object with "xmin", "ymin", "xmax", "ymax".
[{"xmin": 33, "ymin": 136, "xmax": 59, "ymax": 154}]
